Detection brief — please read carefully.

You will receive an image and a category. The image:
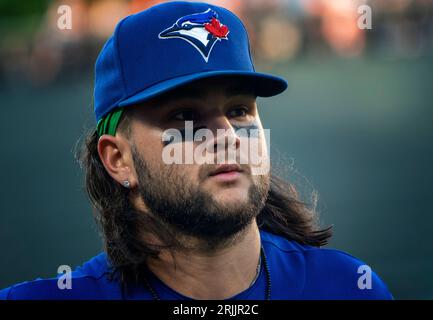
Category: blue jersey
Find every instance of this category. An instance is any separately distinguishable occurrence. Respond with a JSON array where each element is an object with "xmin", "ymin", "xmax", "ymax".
[{"xmin": 0, "ymin": 229, "xmax": 393, "ymax": 300}]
